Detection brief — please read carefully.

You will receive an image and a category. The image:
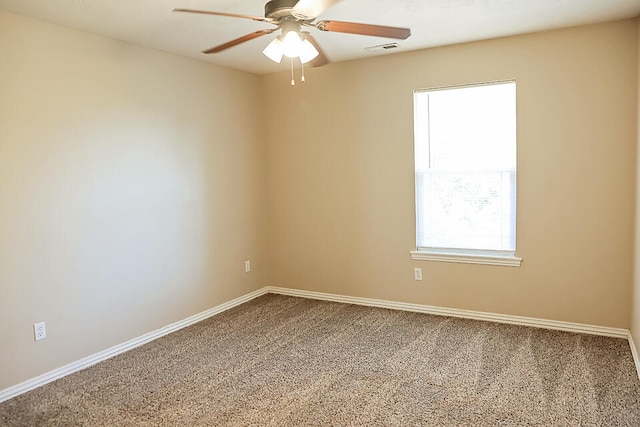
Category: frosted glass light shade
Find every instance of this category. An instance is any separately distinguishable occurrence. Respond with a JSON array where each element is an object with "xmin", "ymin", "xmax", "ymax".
[
  {"xmin": 282, "ymin": 31, "xmax": 303, "ymax": 58},
  {"xmin": 298, "ymin": 39, "xmax": 319, "ymax": 64},
  {"xmin": 262, "ymin": 37, "xmax": 284, "ymax": 63}
]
